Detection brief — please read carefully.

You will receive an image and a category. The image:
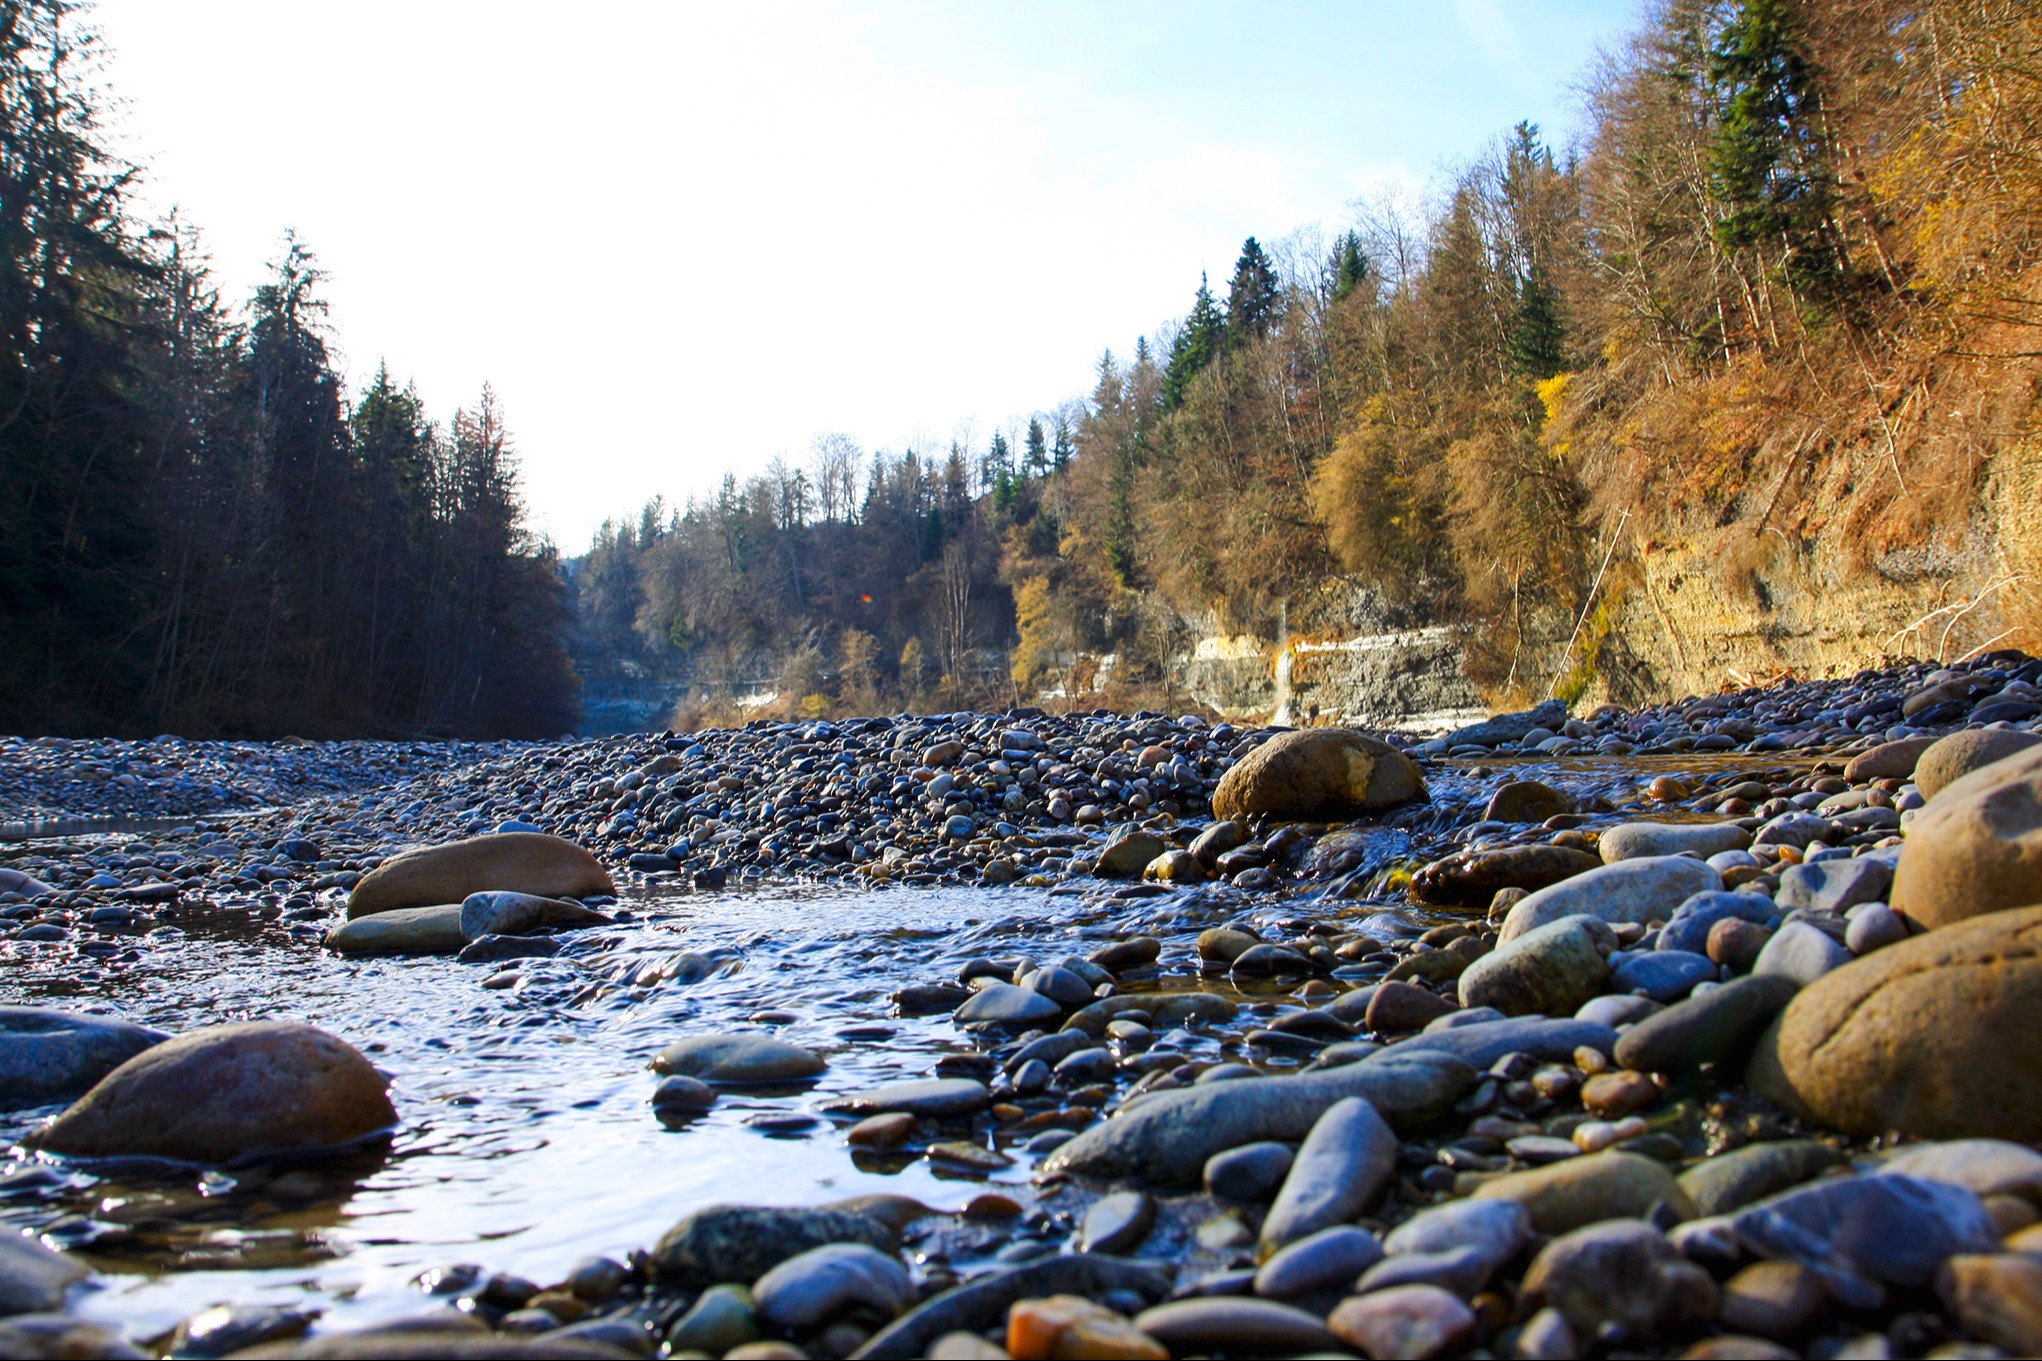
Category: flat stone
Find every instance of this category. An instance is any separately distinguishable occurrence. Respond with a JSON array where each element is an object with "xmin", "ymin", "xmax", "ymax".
[
  {"xmin": 1397, "ymin": 1016, "xmax": 1619, "ymax": 1069},
  {"xmin": 1845, "ymin": 737, "xmax": 1940, "ymax": 782},
  {"xmin": 1210, "ymin": 728, "xmax": 1426, "ymax": 823},
  {"xmin": 1614, "ymin": 975, "xmax": 1799, "ymax": 1075},
  {"xmin": 953, "ymin": 984, "xmax": 1062, "ymax": 1028},
  {"xmin": 1354, "ymin": 1245, "xmax": 1494, "ymax": 1298},
  {"xmin": 1410, "ymin": 844, "xmax": 1600, "ymax": 907},
  {"xmin": 31, "ymin": 1022, "xmax": 395, "ymax": 1164},
  {"xmin": 1608, "ymin": 949, "xmax": 1716, "ymax": 1002},
  {"xmin": 1499, "ymin": 857, "xmax": 1723, "ymax": 944},
  {"xmin": 1259, "ymin": 1096, "xmax": 1398, "ymax": 1253},
  {"xmin": 1472, "ymin": 1151, "xmax": 1695, "ymax": 1235},
  {"xmin": 1877, "ymin": 1139, "xmax": 2042, "ymax": 1206},
  {"xmin": 821, "ymin": 1079, "xmax": 986, "ymax": 1119},
  {"xmin": 1041, "ymin": 1049, "xmax": 1474, "ymax": 1187},
  {"xmin": 652, "ymin": 1202, "xmax": 899, "ymax": 1288},
  {"xmin": 0, "ymin": 1007, "xmax": 168, "ymax": 1108},
  {"xmin": 1676, "ymin": 1140, "xmax": 1845, "ymax": 1218},
  {"xmin": 1727, "ymin": 1174, "xmax": 1996, "ymax": 1307},
  {"xmin": 1747, "ymin": 904, "xmax": 2042, "ymax": 1140},
  {"xmin": 1599, "ymin": 822, "xmax": 1751, "ymax": 862},
  {"xmin": 651, "ymin": 1035, "xmax": 826, "ymax": 1085},
  {"xmin": 1458, "ymin": 917, "xmax": 1611, "ymax": 1017},
  {"xmin": 348, "ymin": 832, "xmax": 613, "ymax": 918},
  {"xmin": 1520, "ymin": 1220, "xmax": 1718, "ymax": 1336},
  {"xmin": 1382, "ymin": 1198, "xmax": 1530, "ymax": 1272},
  {"xmin": 458, "ymin": 891, "xmax": 610, "ymax": 940},
  {"xmin": 1445, "ymin": 700, "xmax": 1567, "ymax": 748},
  {"xmin": 325, "ymin": 903, "xmax": 468, "ymax": 954},
  {"xmin": 752, "ymin": 1242, "xmax": 913, "ymax": 1330},
  {"xmin": 1133, "ymin": 1298, "xmax": 1335, "ymax": 1355},
  {"xmin": 1775, "ymin": 857, "xmax": 1892, "ymax": 915},
  {"xmin": 0, "ymin": 1234, "xmax": 89, "ymax": 1315},
  {"xmin": 1253, "ymin": 1225, "xmax": 1383, "ymax": 1299},
  {"xmin": 1752, "ymin": 921, "xmax": 1850, "ymax": 986}
]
